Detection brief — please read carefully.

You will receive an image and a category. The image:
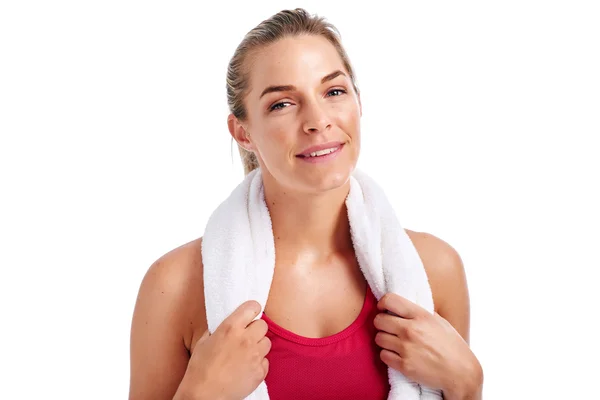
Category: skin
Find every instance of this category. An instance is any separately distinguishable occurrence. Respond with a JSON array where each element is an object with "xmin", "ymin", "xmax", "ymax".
[{"xmin": 129, "ymin": 35, "xmax": 483, "ymax": 400}]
